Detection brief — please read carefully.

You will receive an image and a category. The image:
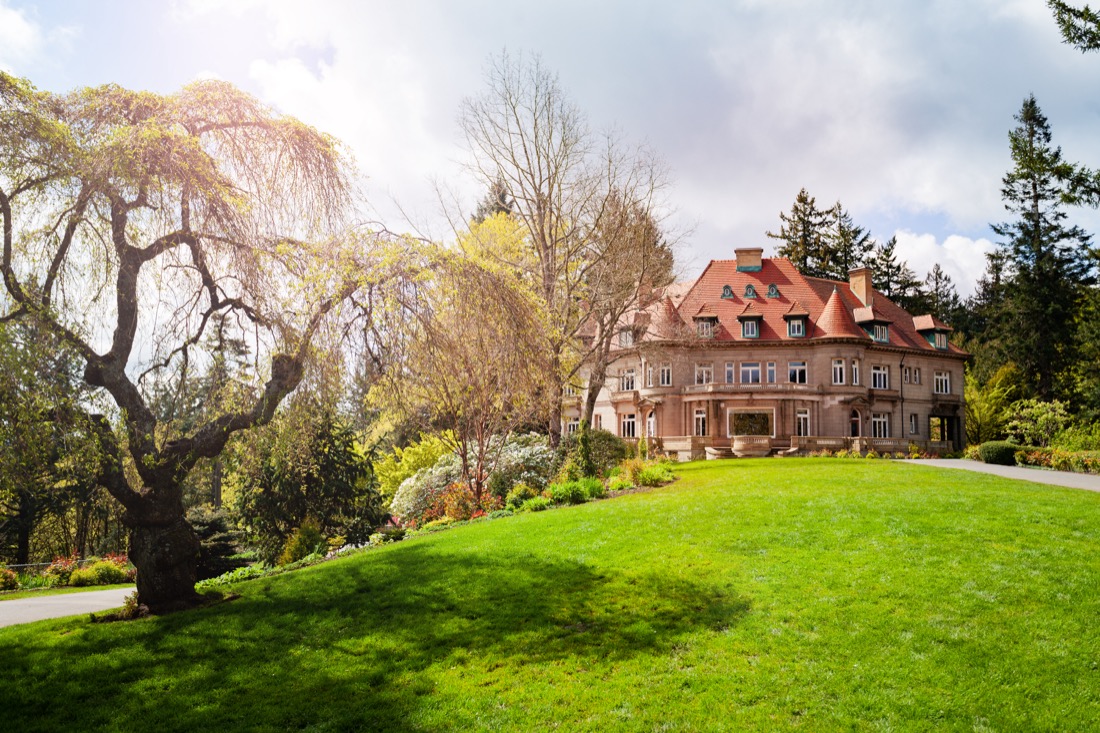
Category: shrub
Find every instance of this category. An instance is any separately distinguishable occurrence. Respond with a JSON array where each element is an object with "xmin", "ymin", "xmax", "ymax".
[
  {"xmin": 44, "ymin": 554, "xmax": 79, "ymax": 586},
  {"xmin": 487, "ymin": 508, "xmax": 513, "ymax": 519},
  {"xmin": 607, "ymin": 477, "xmax": 633, "ymax": 492},
  {"xmin": 187, "ymin": 506, "xmax": 247, "ymax": 581},
  {"xmin": 519, "ymin": 496, "xmax": 551, "ymax": 512},
  {"xmin": 637, "ymin": 463, "xmax": 675, "ymax": 487},
  {"xmin": 506, "ymin": 482, "xmax": 539, "ymax": 509},
  {"xmin": 554, "ymin": 456, "xmax": 584, "ymax": 483},
  {"xmin": 0, "ymin": 567, "xmax": 17, "ymax": 591},
  {"xmin": 620, "ymin": 457, "xmax": 646, "ymax": 485},
  {"xmin": 277, "ymin": 518, "xmax": 325, "ymax": 566},
  {"xmin": 486, "ymin": 433, "xmax": 557, "ymax": 498},
  {"xmin": 865, "ymin": 449, "xmax": 880, "ymax": 459},
  {"xmin": 578, "ymin": 476, "xmax": 605, "ymax": 500},
  {"xmin": 374, "ymin": 432, "xmax": 453, "ymax": 504},
  {"xmin": 70, "ymin": 560, "xmax": 128, "ymax": 587},
  {"xmin": 548, "ymin": 481, "xmax": 587, "ymax": 505},
  {"xmin": 979, "ymin": 440, "xmax": 1018, "ymax": 466},
  {"xmin": 964, "ymin": 444, "xmax": 982, "ymax": 461},
  {"xmin": 441, "ymin": 482, "xmax": 479, "ymax": 521},
  {"xmin": 390, "ymin": 453, "xmax": 463, "ymax": 527},
  {"xmin": 1005, "ymin": 399, "xmax": 1069, "ymax": 448},
  {"xmin": 421, "ymin": 516, "xmax": 456, "ymax": 532},
  {"xmin": 557, "ymin": 429, "xmax": 631, "ymax": 477},
  {"xmin": 1053, "ymin": 422, "xmax": 1100, "ymax": 452}
]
